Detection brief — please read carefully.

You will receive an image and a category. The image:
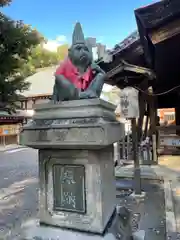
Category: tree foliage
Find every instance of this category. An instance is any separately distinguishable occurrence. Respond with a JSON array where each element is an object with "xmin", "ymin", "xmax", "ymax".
[
  {"xmin": 0, "ymin": 0, "xmax": 69, "ymax": 113},
  {"xmin": 0, "ymin": 0, "xmax": 12, "ymax": 7},
  {"xmin": 0, "ymin": 9, "xmax": 43, "ymax": 112},
  {"xmin": 57, "ymin": 44, "xmax": 69, "ymax": 61},
  {"xmin": 27, "ymin": 43, "xmax": 69, "ymax": 69}
]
